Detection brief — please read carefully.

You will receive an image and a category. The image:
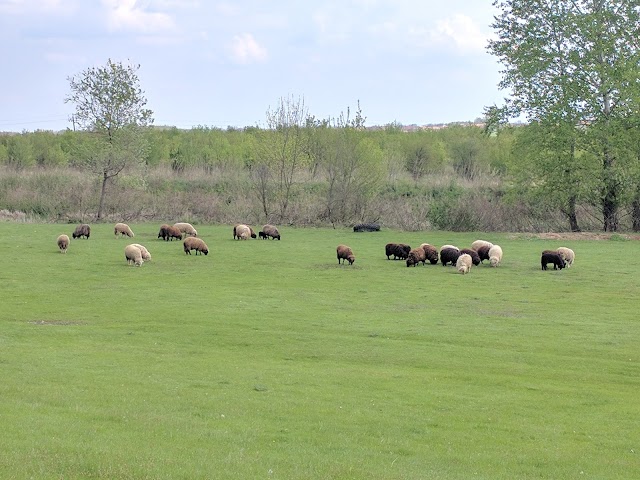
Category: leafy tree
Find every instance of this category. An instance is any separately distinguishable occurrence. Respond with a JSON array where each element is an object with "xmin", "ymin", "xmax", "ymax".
[
  {"xmin": 65, "ymin": 59, "xmax": 153, "ymax": 220},
  {"xmin": 402, "ymin": 131, "xmax": 446, "ymax": 181},
  {"xmin": 488, "ymin": 0, "xmax": 640, "ymax": 231}
]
